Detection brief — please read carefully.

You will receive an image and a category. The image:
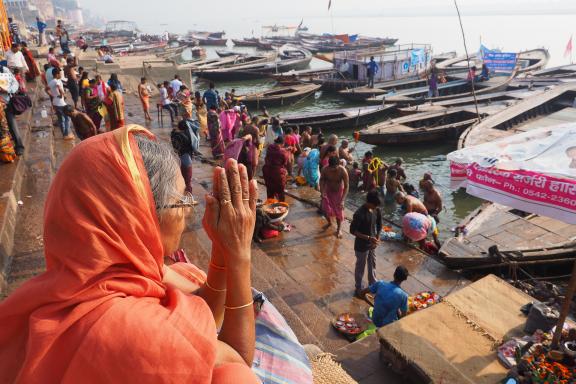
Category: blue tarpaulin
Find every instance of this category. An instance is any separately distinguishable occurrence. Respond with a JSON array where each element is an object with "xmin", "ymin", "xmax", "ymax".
[
  {"xmin": 410, "ymin": 48, "xmax": 425, "ymax": 67},
  {"xmin": 483, "ymin": 52, "xmax": 518, "ymax": 73}
]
